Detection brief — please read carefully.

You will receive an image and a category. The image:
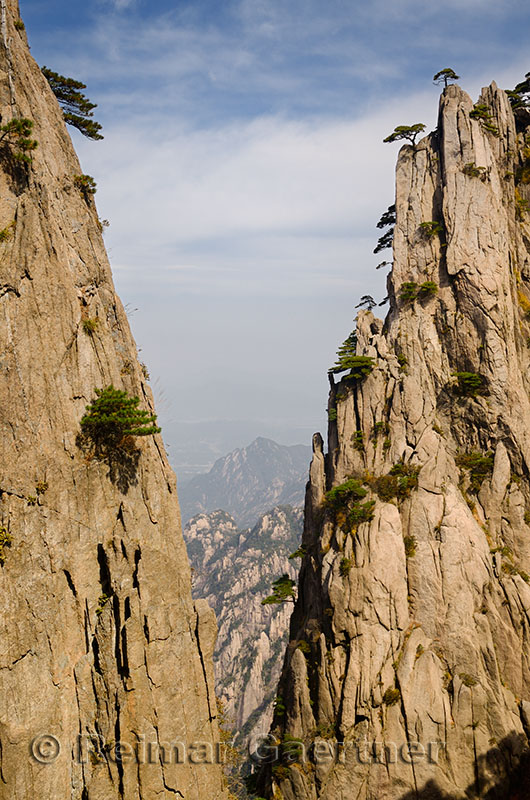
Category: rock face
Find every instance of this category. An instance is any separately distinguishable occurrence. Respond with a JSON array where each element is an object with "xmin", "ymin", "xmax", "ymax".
[
  {"xmin": 179, "ymin": 437, "xmax": 311, "ymax": 527},
  {"xmin": 258, "ymin": 83, "xmax": 530, "ymax": 799},
  {"xmin": 185, "ymin": 507, "xmax": 303, "ymax": 748},
  {"xmin": 0, "ymin": 3, "xmax": 227, "ymax": 798}
]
